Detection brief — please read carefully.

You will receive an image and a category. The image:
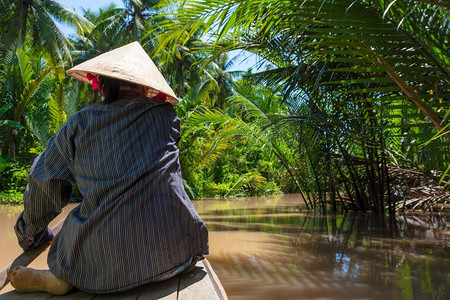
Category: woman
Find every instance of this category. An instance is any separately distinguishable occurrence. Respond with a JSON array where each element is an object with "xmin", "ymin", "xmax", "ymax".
[{"xmin": 7, "ymin": 42, "xmax": 209, "ymax": 295}]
